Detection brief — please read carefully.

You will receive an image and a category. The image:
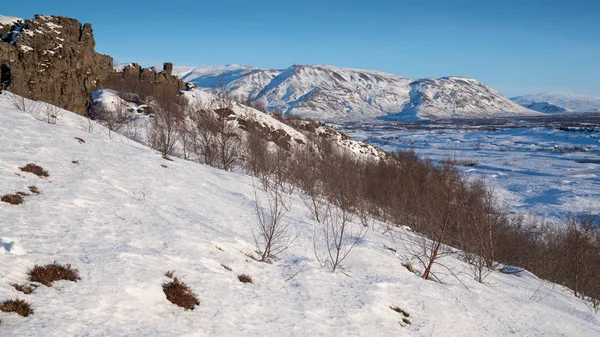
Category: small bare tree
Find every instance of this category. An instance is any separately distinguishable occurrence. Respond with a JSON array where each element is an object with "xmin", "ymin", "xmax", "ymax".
[
  {"xmin": 252, "ymin": 178, "xmax": 297, "ymax": 261},
  {"xmin": 187, "ymin": 100, "xmax": 241, "ymax": 171},
  {"xmin": 314, "ymin": 203, "xmax": 367, "ymax": 272},
  {"xmin": 9, "ymin": 94, "xmax": 40, "ymax": 114}
]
